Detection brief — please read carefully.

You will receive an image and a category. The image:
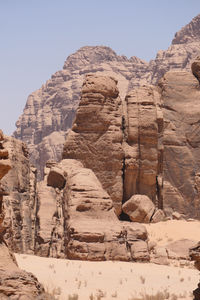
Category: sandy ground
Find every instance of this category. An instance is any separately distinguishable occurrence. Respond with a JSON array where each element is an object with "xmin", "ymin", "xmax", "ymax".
[
  {"xmin": 15, "ymin": 220, "xmax": 200, "ymax": 300},
  {"xmin": 15, "ymin": 254, "xmax": 199, "ymax": 300},
  {"xmin": 144, "ymin": 220, "xmax": 200, "ymax": 247}
]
